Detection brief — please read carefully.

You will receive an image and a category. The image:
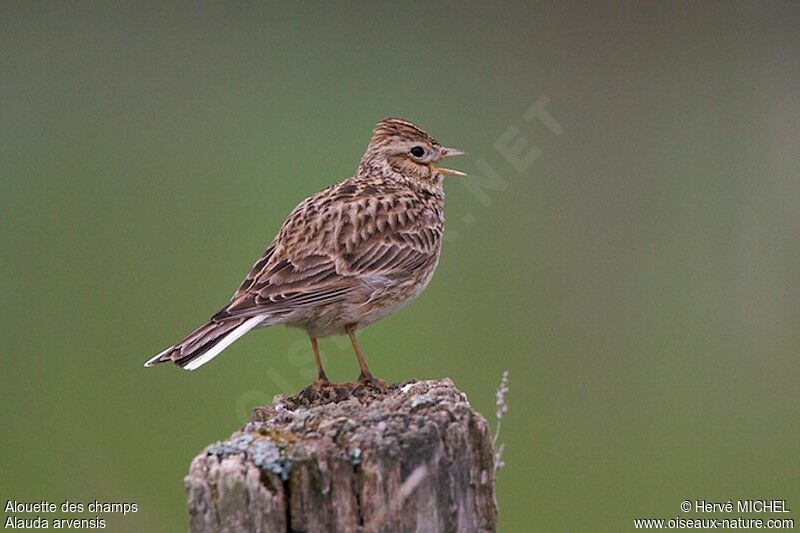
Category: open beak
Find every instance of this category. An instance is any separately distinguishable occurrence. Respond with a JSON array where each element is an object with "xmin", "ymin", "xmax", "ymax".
[{"xmin": 431, "ymin": 147, "xmax": 467, "ymax": 176}]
